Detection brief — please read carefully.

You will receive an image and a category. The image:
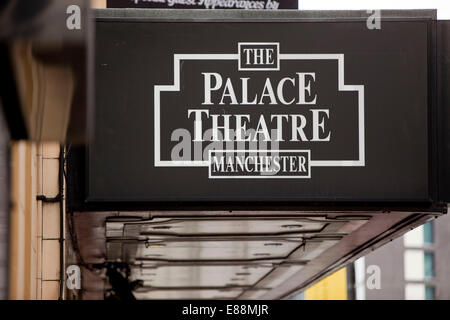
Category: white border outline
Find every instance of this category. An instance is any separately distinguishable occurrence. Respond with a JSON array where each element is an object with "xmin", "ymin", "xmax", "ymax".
[
  {"xmin": 208, "ymin": 149, "xmax": 311, "ymax": 179},
  {"xmin": 154, "ymin": 46, "xmax": 365, "ymax": 168},
  {"xmin": 238, "ymin": 42, "xmax": 280, "ymax": 71}
]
